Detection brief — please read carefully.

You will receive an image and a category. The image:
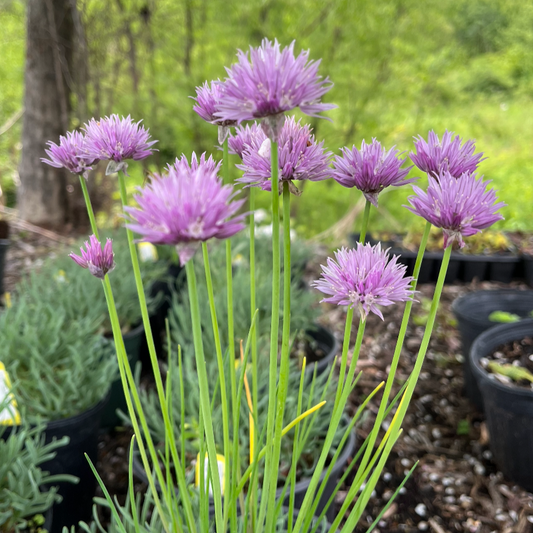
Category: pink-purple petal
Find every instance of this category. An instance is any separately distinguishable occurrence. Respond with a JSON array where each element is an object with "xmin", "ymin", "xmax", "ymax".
[
  {"xmin": 312, "ymin": 243, "xmax": 414, "ymax": 321},
  {"xmin": 405, "ymin": 171, "xmax": 505, "ymax": 249}
]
